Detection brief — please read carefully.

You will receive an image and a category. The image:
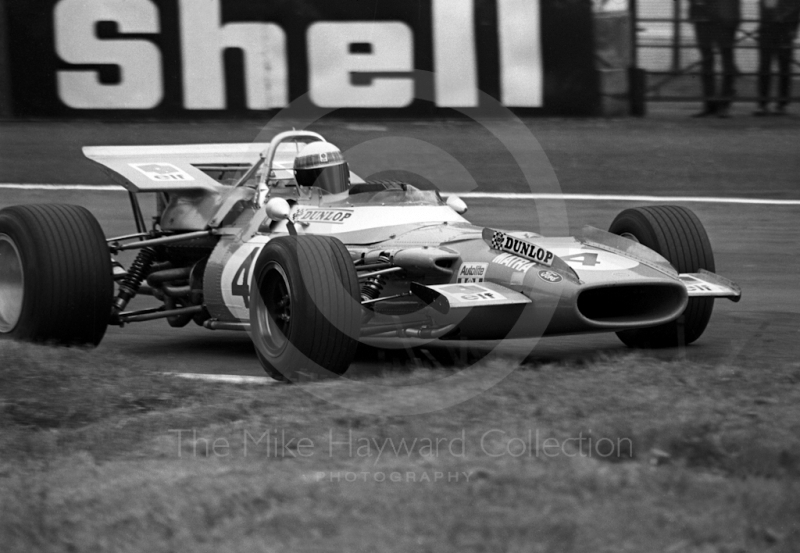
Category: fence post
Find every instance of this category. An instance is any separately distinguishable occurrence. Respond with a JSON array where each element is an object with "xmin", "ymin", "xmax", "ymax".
[
  {"xmin": 671, "ymin": 0, "xmax": 681, "ymax": 73},
  {"xmin": 0, "ymin": 0, "xmax": 12, "ymax": 118},
  {"xmin": 628, "ymin": 0, "xmax": 646, "ymax": 115}
]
